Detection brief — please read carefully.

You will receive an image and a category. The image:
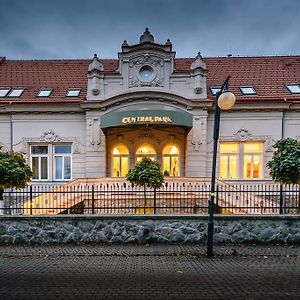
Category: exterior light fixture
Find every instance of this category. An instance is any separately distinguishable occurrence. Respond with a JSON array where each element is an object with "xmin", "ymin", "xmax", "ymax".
[
  {"xmin": 218, "ymin": 91, "xmax": 236, "ymax": 110},
  {"xmin": 207, "ymin": 76, "xmax": 235, "ymax": 258}
]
